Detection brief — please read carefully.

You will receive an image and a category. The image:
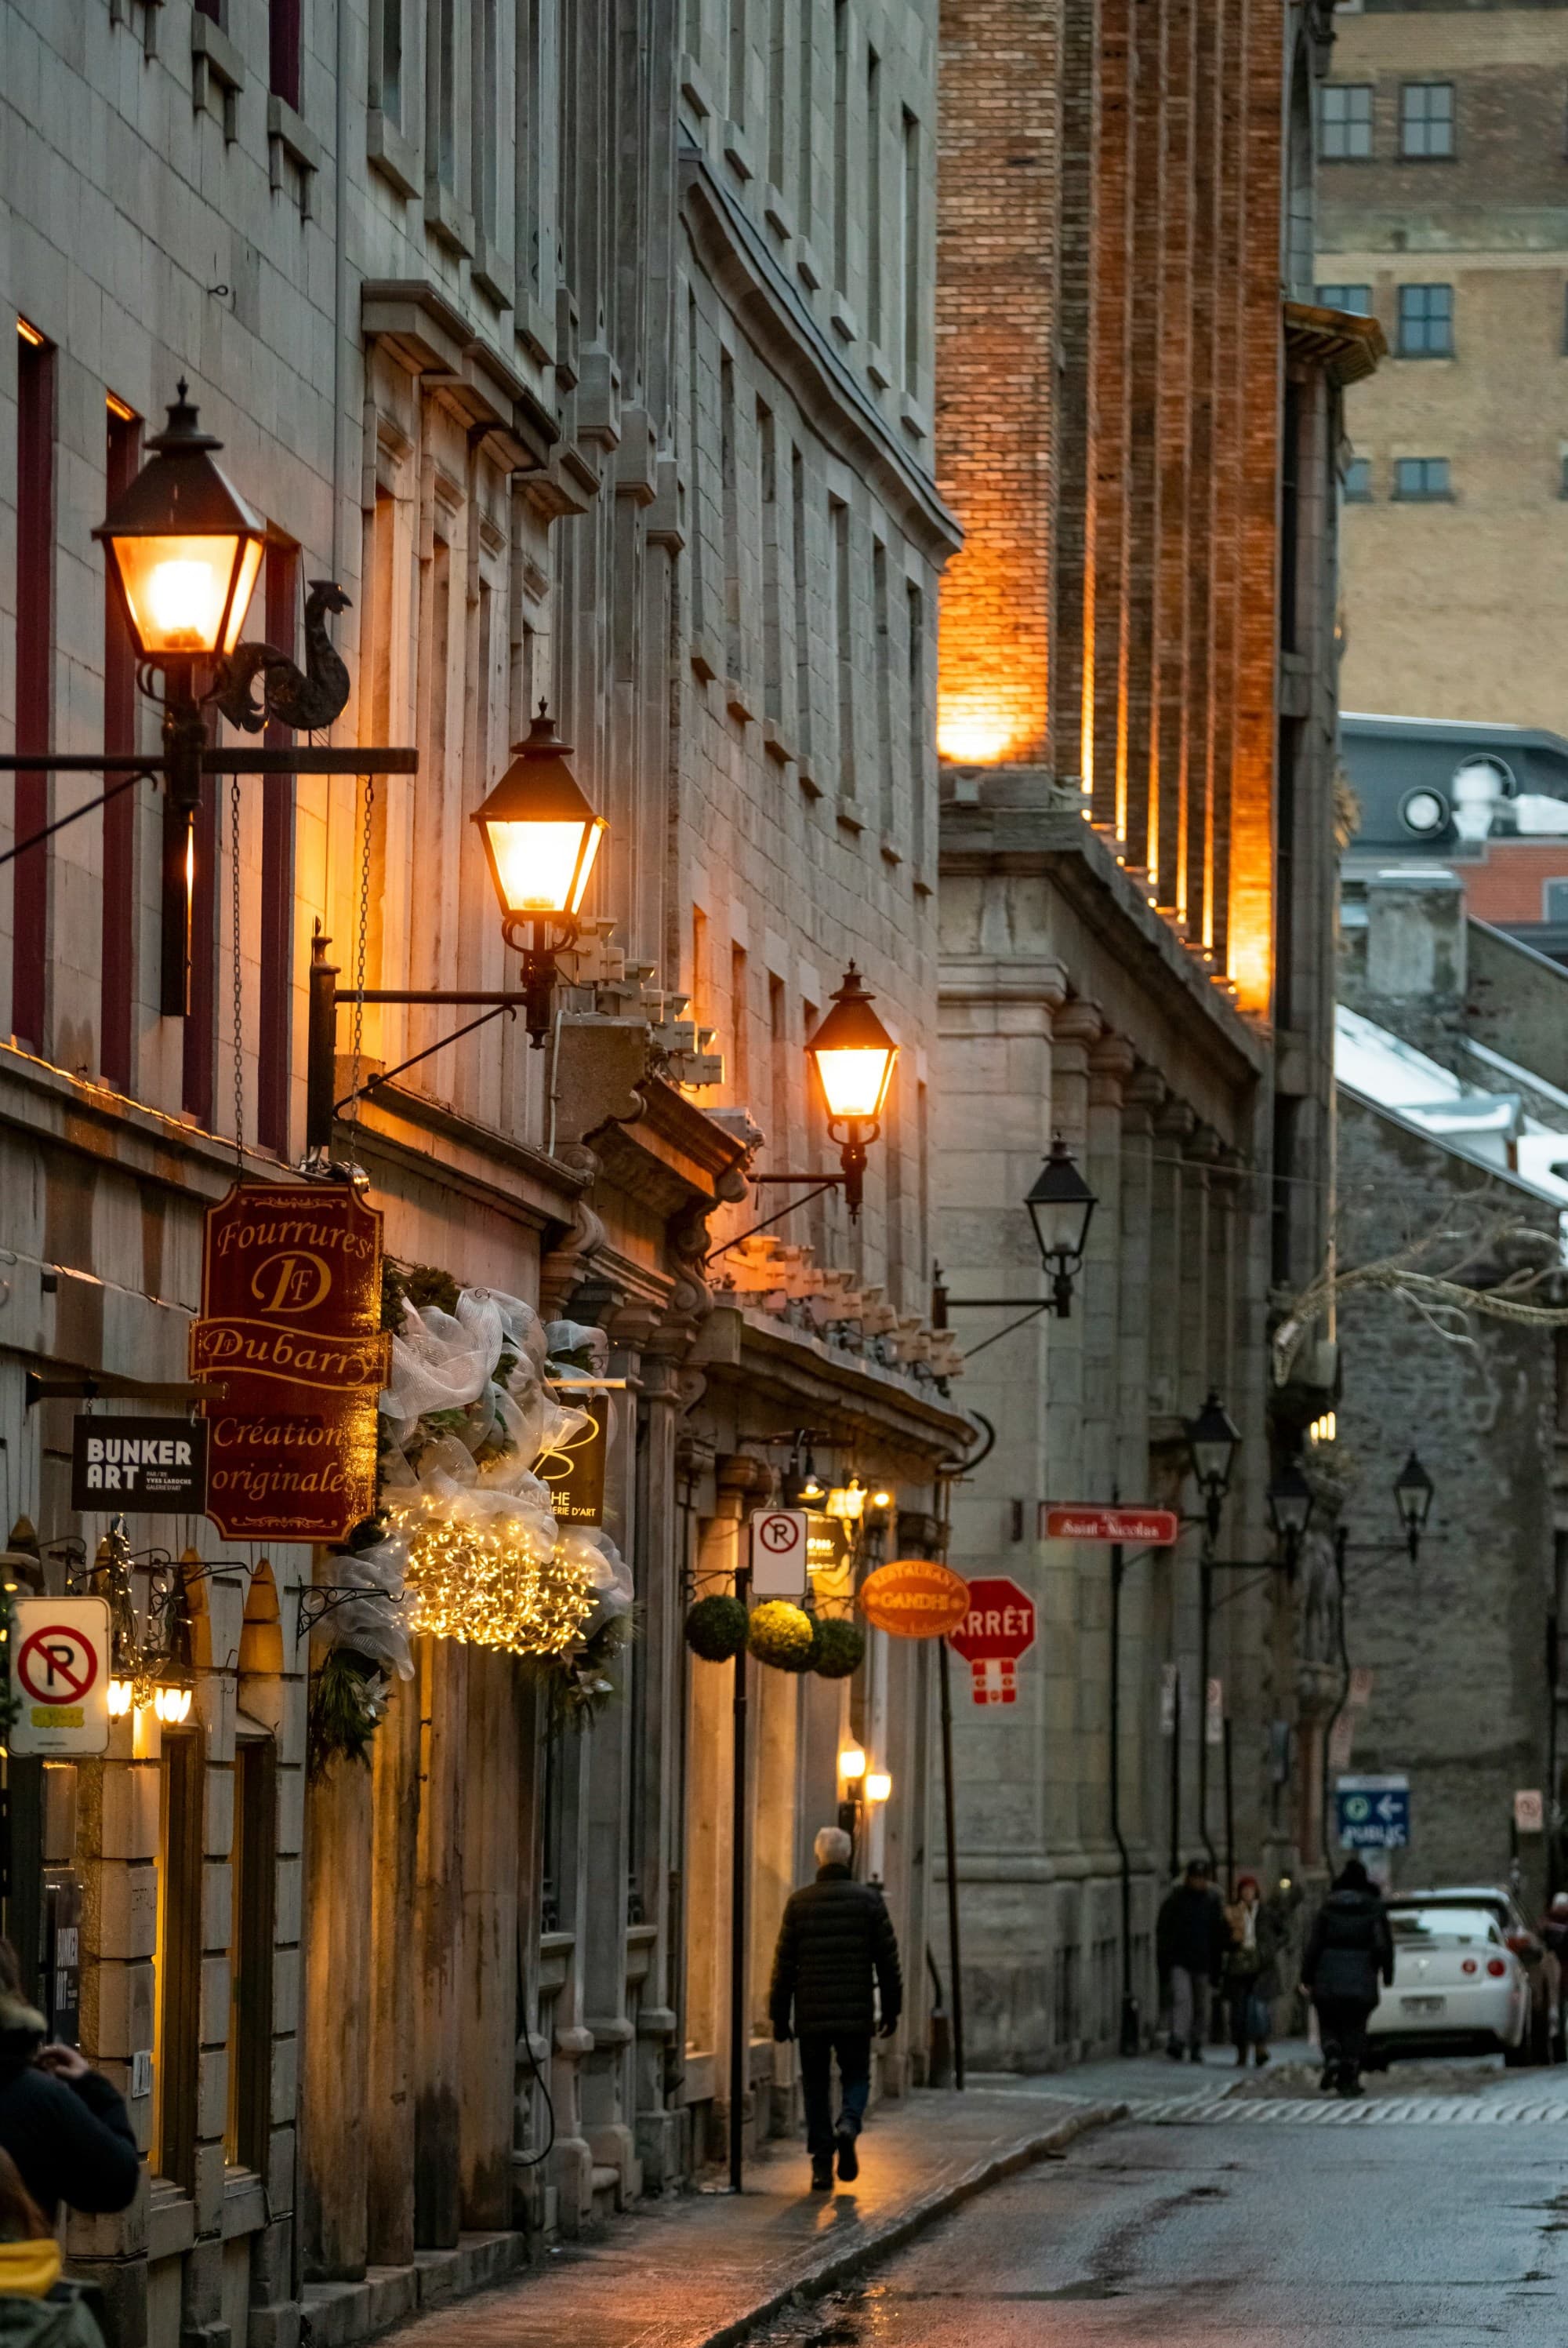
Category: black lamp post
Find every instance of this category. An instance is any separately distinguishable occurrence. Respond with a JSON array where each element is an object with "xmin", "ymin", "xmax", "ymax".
[
  {"xmin": 1266, "ymin": 1459, "xmax": 1316, "ymax": 1578},
  {"xmin": 1025, "ymin": 1136, "xmax": 1098, "ymax": 1318},
  {"xmin": 1182, "ymin": 1390, "xmax": 1241, "ymax": 1874},
  {"xmin": 1393, "ymin": 1449, "xmax": 1435, "ymax": 1561}
]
